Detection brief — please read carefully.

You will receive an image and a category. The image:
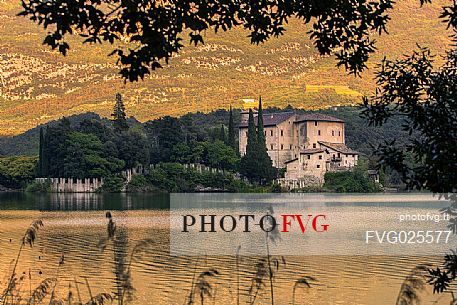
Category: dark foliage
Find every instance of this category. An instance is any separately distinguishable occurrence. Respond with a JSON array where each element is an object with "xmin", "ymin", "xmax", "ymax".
[
  {"xmin": 112, "ymin": 93, "xmax": 129, "ymax": 132},
  {"xmin": 360, "ymin": 0, "xmax": 457, "ymax": 296},
  {"xmin": 143, "ymin": 163, "xmax": 248, "ymax": 192},
  {"xmin": 240, "ymin": 109, "xmax": 259, "ymax": 183},
  {"xmin": 427, "ymin": 250, "xmax": 457, "ymax": 294},
  {"xmin": 362, "ymin": 46, "xmax": 457, "ymax": 193},
  {"xmin": 361, "ymin": 0, "xmax": 457, "ymax": 193},
  {"xmin": 38, "ymin": 117, "xmax": 149, "ymax": 178},
  {"xmin": 324, "ymin": 162, "xmax": 382, "ymax": 193},
  {"xmin": 227, "ymin": 106, "xmax": 237, "ymax": 150}
]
